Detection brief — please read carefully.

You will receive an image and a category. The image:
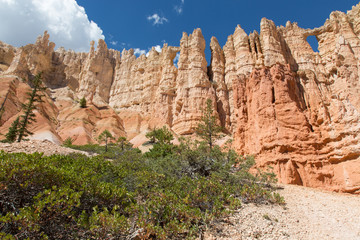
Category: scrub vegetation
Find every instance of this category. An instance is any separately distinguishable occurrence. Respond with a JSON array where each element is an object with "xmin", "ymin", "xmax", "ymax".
[{"xmin": 0, "ymin": 99, "xmax": 283, "ymax": 239}]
